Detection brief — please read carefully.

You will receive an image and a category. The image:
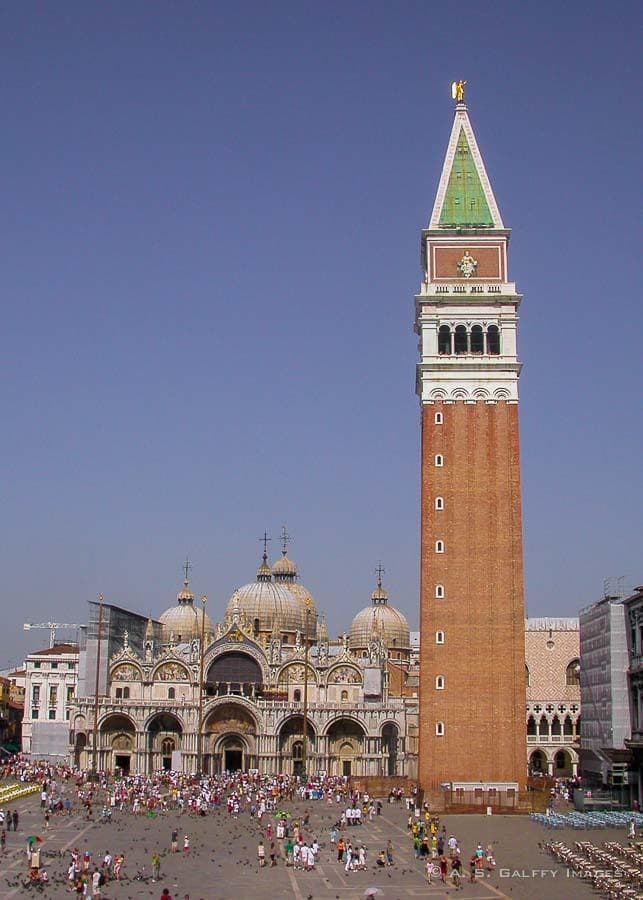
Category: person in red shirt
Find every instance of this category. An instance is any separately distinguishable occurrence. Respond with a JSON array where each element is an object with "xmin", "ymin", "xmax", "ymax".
[{"xmin": 160, "ymin": 890, "xmax": 172, "ymax": 900}]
